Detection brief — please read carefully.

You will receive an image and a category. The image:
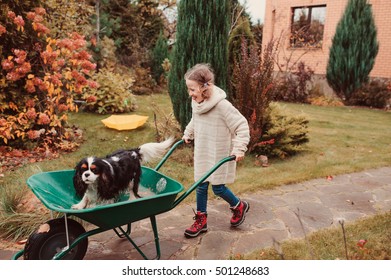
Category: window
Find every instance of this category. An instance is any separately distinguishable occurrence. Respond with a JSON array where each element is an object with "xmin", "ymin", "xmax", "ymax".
[{"xmin": 290, "ymin": 5, "xmax": 326, "ymax": 48}]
